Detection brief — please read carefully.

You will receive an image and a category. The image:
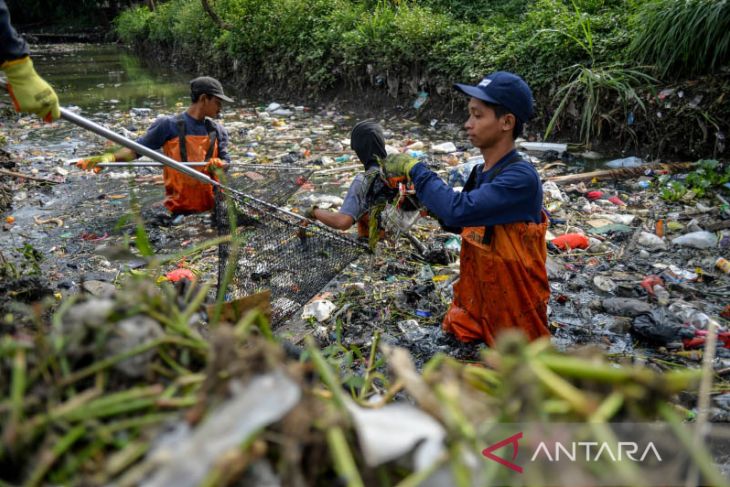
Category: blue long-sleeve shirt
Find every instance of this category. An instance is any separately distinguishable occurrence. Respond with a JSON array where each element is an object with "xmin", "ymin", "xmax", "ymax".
[
  {"xmin": 136, "ymin": 113, "xmax": 231, "ymax": 162},
  {"xmin": 410, "ymin": 149, "xmax": 543, "ymax": 228},
  {"xmin": 1, "ymin": 1, "xmax": 29, "ymax": 64}
]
